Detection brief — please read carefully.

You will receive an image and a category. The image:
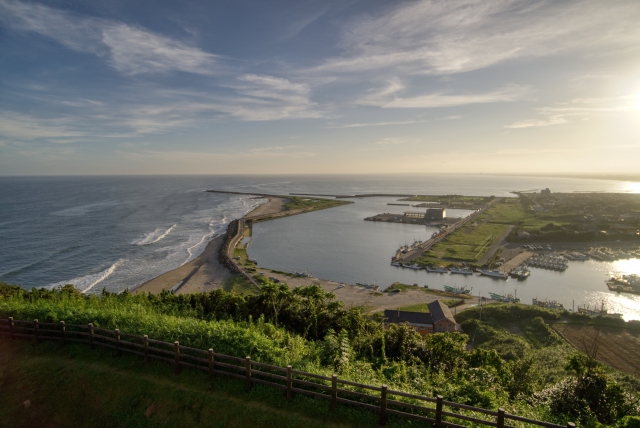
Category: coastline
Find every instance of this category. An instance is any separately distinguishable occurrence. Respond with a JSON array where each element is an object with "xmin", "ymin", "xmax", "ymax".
[{"xmin": 133, "ymin": 196, "xmax": 287, "ymax": 295}]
